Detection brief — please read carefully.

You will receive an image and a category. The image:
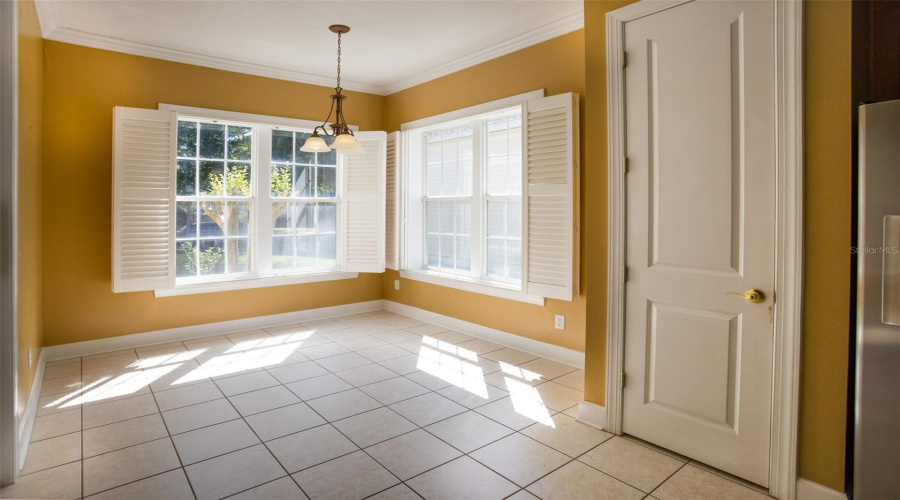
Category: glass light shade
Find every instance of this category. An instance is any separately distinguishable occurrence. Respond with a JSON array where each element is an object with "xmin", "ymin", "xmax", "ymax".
[
  {"xmin": 299, "ymin": 135, "xmax": 331, "ymax": 153},
  {"xmin": 331, "ymin": 133, "xmax": 364, "ymax": 154}
]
